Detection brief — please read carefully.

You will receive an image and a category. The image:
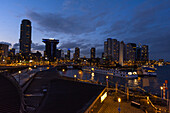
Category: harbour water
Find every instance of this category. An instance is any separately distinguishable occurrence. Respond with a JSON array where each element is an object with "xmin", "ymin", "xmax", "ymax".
[{"xmin": 60, "ymin": 65, "xmax": 170, "ymax": 96}]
